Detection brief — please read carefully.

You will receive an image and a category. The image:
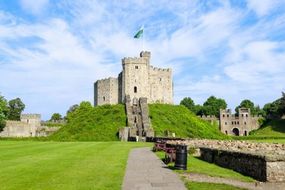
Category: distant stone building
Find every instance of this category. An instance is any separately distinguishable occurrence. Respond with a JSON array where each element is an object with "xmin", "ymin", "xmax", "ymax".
[
  {"xmin": 94, "ymin": 51, "xmax": 173, "ymax": 106},
  {"xmin": 0, "ymin": 114, "xmax": 59, "ymax": 137},
  {"xmin": 200, "ymin": 115, "xmax": 218, "ymax": 125},
  {"xmin": 219, "ymin": 108, "xmax": 260, "ymax": 136}
]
